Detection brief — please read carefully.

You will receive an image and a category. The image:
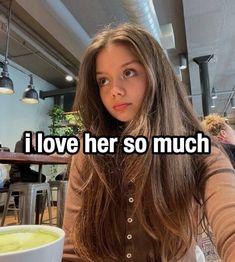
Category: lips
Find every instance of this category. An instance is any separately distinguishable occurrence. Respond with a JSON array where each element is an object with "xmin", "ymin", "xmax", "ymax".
[{"xmin": 113, "ymin": 103, "xmax": 131, "ymax": 111}]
